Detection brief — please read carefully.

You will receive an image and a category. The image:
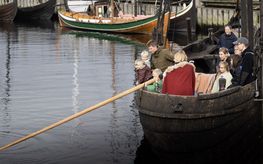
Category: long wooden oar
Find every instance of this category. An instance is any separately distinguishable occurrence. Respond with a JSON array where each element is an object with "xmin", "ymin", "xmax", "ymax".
[{"xmin": 0, "ymin": 79, "xmax": 155, "ymax": 152}]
